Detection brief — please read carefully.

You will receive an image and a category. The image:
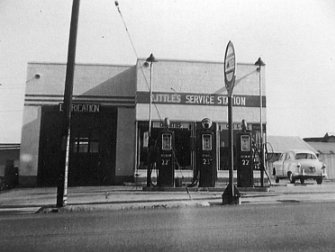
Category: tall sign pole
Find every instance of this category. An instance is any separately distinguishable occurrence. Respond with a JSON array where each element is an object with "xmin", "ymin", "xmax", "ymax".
[
  {"xmin": 57, "ymin": 0, "xmax": 80, "ymax": 208},
  {"xmin": 222, "ymin": 41, "xmax": 240, "ymax": 205}
]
